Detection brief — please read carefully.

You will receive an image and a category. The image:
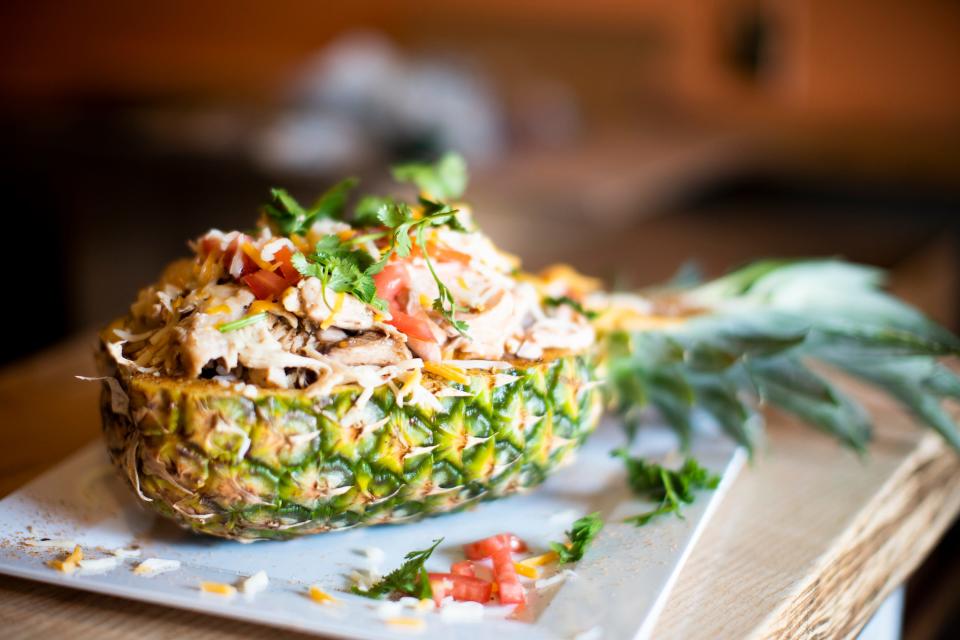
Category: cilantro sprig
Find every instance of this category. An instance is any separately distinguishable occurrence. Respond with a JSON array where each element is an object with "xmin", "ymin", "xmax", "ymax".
[
  {"xmin": 613, "ymin": 450, "xmax": 720, "ymax": 526},
  {"xmin": 264, "ymin": 178, "xmax": 357, "ymax": 236},
  {"xmin": 351, "ymin": 538, "xmax": 442, "ymax": 600},
  {"xmin": 549, "ymin": 513, "xmax": 604, "ymax": 563},
  {"xmin": 371, "ymin": 199, "xmax": 471, "ymax": 335},
  {"xmin": 291, "ymin": 236, "xmax": 384, "ymax": 310}
]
